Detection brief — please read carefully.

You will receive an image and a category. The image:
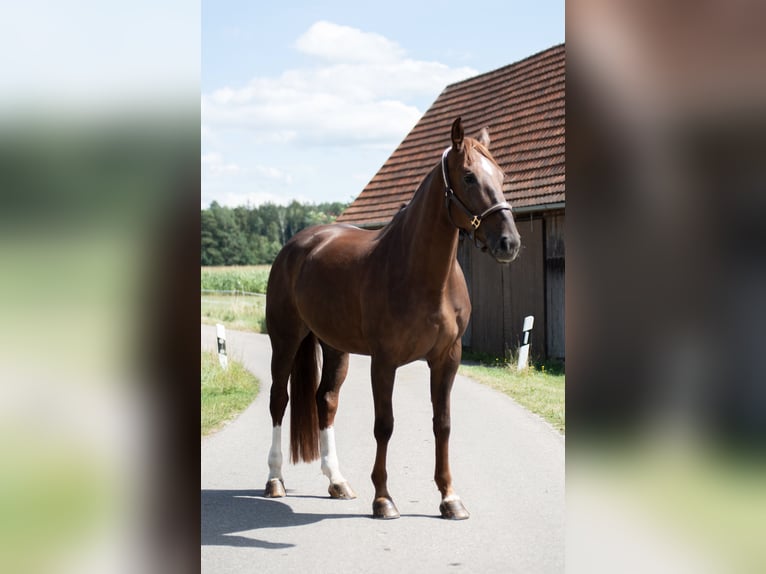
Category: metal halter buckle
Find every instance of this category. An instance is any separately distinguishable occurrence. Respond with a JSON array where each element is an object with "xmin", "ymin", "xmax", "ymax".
[{"xmin": 470, "ymin": 215, "xmax": 481, "ymax": 230}]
